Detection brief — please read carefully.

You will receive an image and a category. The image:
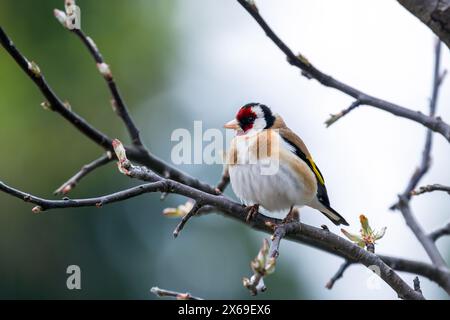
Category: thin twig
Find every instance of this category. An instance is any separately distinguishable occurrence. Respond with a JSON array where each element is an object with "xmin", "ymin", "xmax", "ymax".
[
  {"xmin": 244, "ymin": 222, "xmax": 297, "ymax": 295},
  {"xmin": 236, "ymin": 0, "xmax": 450, "ymax": 141},
  {"xmin": 411, "ymin": 184, "xmax": 450, "ymax": 196},
  {"xmin": 325, "ymin": 260, "xmax": 353, "ymax": 289},
  {"xmin": 215, "ymin": 169, "xmax": 230, "ymax": 193},
  {"xmin": 54, "ymin": 152, "xmax": 113, "ymax": 195},
  {"xmin": 71, "ymin": 27, "xmax": 143, "ymax": 146},
  {"xmin": 429, "ymin": 223, "xmax": 450, "ymax": 242},
  {"xmin": 325, "ymin": 100, "xmax": 362, "ymax": 127},
  {"xmin": 173, "ymin": 201, "xmax": 203, "ymax": 238},
  {"xmin": 150, "ymin": 287, "xmax": 203, "ymax": 300}
]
